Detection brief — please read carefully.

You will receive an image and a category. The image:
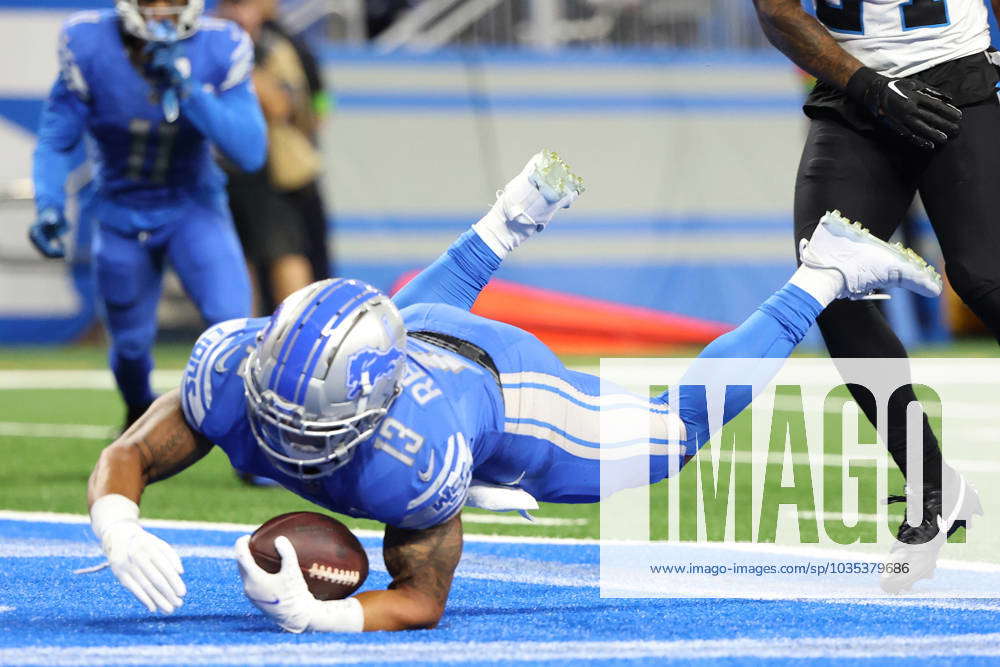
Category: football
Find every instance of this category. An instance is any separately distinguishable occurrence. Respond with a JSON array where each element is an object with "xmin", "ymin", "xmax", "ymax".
[{"xmin": 248, "ymin": 511, "xmax": 369, "ymax": 600}]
